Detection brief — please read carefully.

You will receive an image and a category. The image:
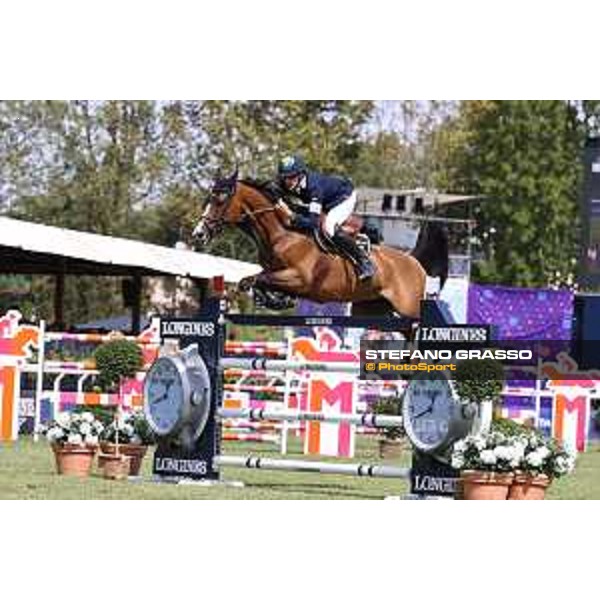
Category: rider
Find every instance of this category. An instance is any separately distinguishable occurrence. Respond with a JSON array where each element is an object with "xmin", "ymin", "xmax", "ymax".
[{"xmin": 276, "ymin": 155, "xmax": 376, "ymax": 280}]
